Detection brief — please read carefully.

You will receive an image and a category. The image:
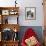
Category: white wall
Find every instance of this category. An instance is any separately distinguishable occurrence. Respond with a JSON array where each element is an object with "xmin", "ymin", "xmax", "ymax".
[
  {"xmin": 0, "ymin": 0, "xmax": 44, "ymax": 26},
  {"xmin": 18, "ymin": 0, "xmax": 44, "ymax": 26}
]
